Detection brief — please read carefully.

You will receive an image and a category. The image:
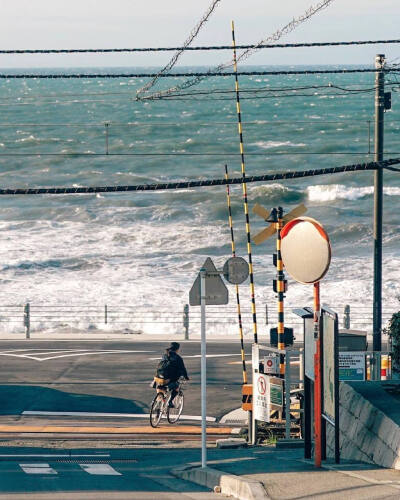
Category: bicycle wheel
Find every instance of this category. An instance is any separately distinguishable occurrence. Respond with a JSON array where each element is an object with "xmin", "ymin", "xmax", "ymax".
[
  {"xmin": 167, "ymin": 391, "xmax": 184, "ymax": 424},
  {"xmin": 150, "ymin": 393, "xmax": 165, "ymax": 428}
]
